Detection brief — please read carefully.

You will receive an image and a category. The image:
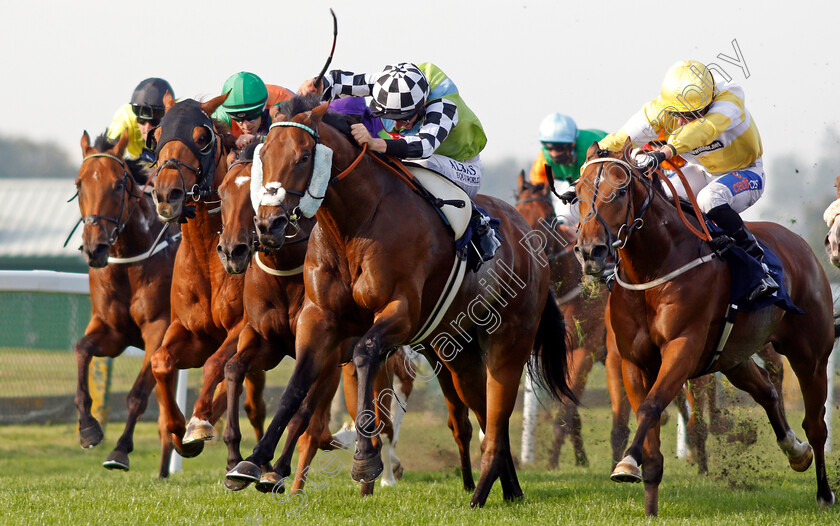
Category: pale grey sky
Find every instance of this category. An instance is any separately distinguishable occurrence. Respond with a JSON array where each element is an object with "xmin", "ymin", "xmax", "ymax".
[{"xmin": 3, "ymin": 0, "xmax": 838, "ymax": 219}]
